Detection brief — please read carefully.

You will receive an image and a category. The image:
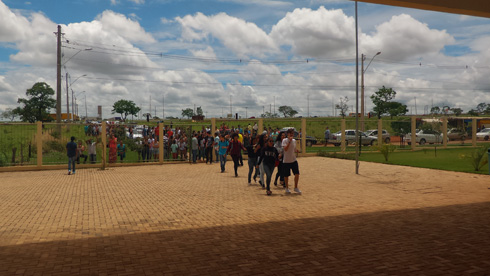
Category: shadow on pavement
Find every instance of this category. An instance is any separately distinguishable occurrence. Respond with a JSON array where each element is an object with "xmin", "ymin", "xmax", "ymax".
[{"xmin": 1, "ymin": 201, "xmax": 489, "ymax": 275}]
